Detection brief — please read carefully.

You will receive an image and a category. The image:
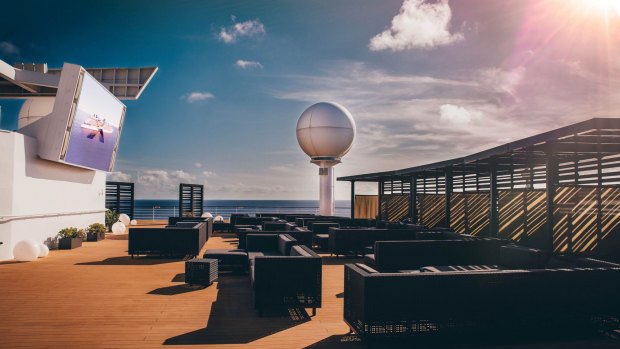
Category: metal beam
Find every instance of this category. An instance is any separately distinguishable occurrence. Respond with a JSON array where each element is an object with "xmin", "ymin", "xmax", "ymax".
[
  {"xmin": 489, "ymin": 158, "xmax": 499, "ymax": 237},
  {"xmin": 350, "ymin": 181, "xmax": 355, "ymax": 219},
  {"xmin": 410, "ymin": 176, "xmax": 418, "ymax": 223},
  {"xmin": 545, "ymin": 152, "xmax": 559, "ymax": 253},
  {"xmin": 445, "ymin": 167, "xmax": 453, "ymax": 228},
  {"xmin": 377, "ymin": 180, "xmax": 383, "ymax": 221}
]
